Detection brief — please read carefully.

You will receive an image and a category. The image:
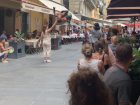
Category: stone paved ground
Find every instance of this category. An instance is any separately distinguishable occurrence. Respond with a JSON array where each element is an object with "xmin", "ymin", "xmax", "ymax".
[{"xmin": 0, "ymin": 42, "xmax": 83, "ymax": 105}]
